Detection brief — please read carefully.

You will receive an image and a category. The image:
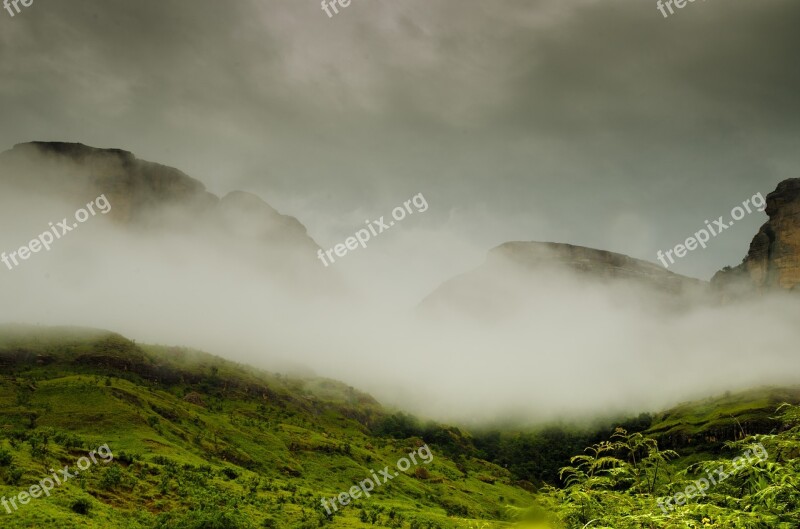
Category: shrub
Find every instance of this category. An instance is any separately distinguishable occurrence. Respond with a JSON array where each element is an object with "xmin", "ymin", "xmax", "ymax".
[
  {"xmin": 115, "ymin": 451, "xmax": 136, "ymax": 465},
  {"xmin": 72, "ymin": 498, "xmax": 92, "ymax": 515},
  {"xmin": 220, "ymin": 467, "xmax": 239, "ymax": 480},
  {"xmin": 441, "ymin": 499, "xmax": 469, "ymax": 517},
  {"xmin": 0, "ymin": 448, "xmax": 12, "ymax": 466},
  {"xmin": 100, "ymin": 464, "xmax": 123, "ymax": 490},
  {"xmin": 5, "ymin": 464, "xmax": 23, "ymax": 485},
  {"xmin": 153, "ymin": 510, "xmax": 249, "ymax": 529}
]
